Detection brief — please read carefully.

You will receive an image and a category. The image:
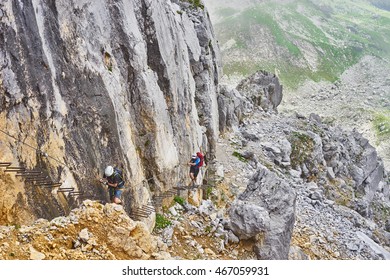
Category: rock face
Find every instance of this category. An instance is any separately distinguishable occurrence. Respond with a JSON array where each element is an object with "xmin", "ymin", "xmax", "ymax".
[
  {"xmin": 227, "ymin": 167, "xmax": 296, "ymax": 259},
  {"xmin": 0, "ymin": 0, "xmax": 220, "ymax": 224}
]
